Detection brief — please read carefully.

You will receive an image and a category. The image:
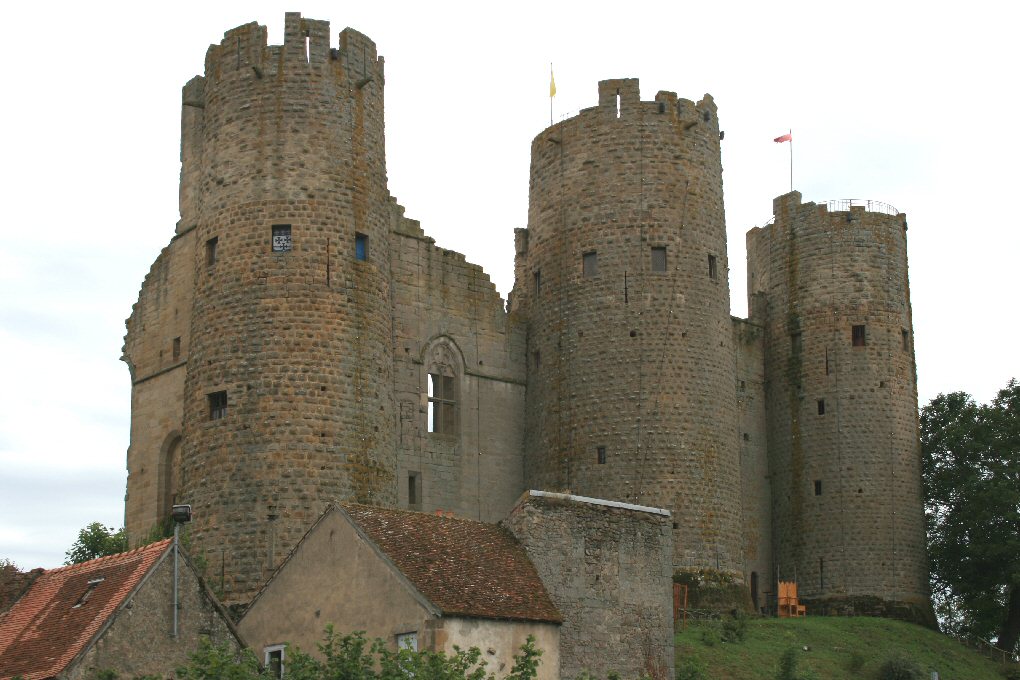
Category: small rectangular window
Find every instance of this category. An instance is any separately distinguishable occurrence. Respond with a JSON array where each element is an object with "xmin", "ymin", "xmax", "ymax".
[
  {"xmin": 901, "ymin": 329, "xmax": 909, "ymax": 352},
  {"xmin": 708, "ymin": 254, "xmax": 718, "ymax": 280},
  {"xmin": 264, "ymin": 645, "xmax": 285, "ymax": 680},
  {"xmin": 272, "ymin": 224, "xmax": 292, "ymax": 252},
  {"xmin": 396, "ymin": 632, "xmax": 418, "ymax": 651},
  {"xmin": 597, "ymin": 446, "xmax": 607, "ymax": 465},
  {"xmin": 533, "ymin": 350, "xmax": 541, "ymax": 369},
  {"xmin": 582, "ymin": 251, "xmax": 598, "ymax": 278},
  {"xmin": 208, "ymin": 391, "xmax": 227, "ymax": 420},
  {"xmin": 814, "ymin": 480, "xmax": 822, "ymax": 496},
  {"xmin": 790, "ymin": 332, "xmax": 802, "ymax": 353},
  {"xmin": 534, "ymin": 270, "xmax": 541, "ymax": 295},
  {"xmin": 205, "ymin": 237, "xmax": 218, "ymax": 266},
  {"xmin": 817, "ymin": 399, "xmax": 825, "ymax": 415},
  {"xmin": 408, "ymin": 472, "xmax": 421, "ymax": 510},
  {"xmin": 172, "ymin": 337, "xmax": 181, "ymax": 361},
  {"xmin": 355, "ymin": 232, "xmax": 368, "ymax": 261},
  {"xmin": 651, "ymin": 247, "xmax": 667, "ymax": 272},
  {"xmin": 852, "ymin": 324, "xmax": 866, "ymax": 347}
]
